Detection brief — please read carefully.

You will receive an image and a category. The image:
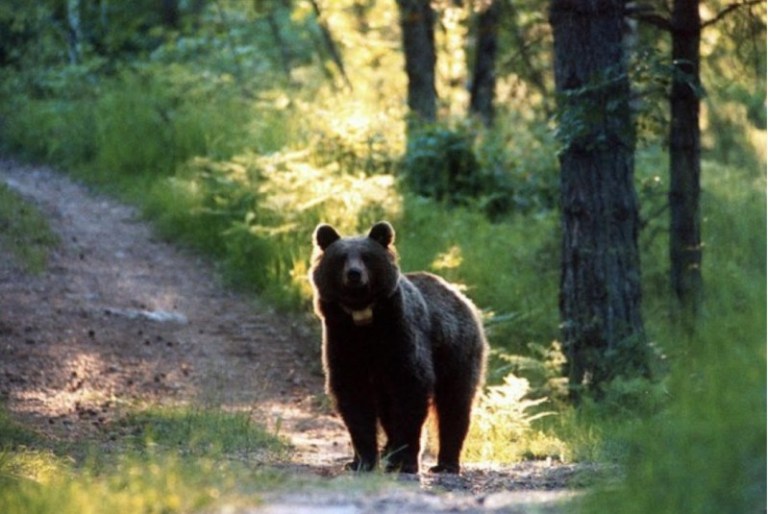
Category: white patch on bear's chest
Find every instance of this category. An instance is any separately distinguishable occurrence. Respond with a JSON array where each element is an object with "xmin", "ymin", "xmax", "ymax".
[{"xmin": 342, "ymin": 305, "xmax": 374, "ymax": 326}]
